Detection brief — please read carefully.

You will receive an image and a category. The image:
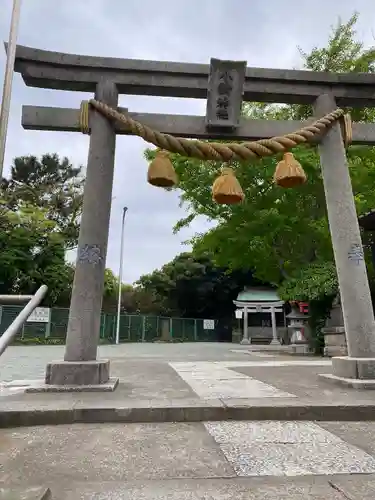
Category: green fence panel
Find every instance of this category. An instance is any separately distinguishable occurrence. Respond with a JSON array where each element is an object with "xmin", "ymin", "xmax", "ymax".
[
  {"xmin": 101, "ymin": 313, "xmax": 116, "ymax": 342},
  {"xmin": 50, "ymin": 308, "xmax": 69, "ymax": 339},
  {"xmin": 144, "ymin": 316, "xmax": 160, "ymax": 342},
  {"xmin": 171, "ymin": 317, "xmax": 196, "ymax": 341},
  {"xmin": 22, "ymin": 322, "xmax": 47, "ymax": 339},
  {"xmin": 127, "ymin": 315, "xmax": 142, "ymax": 342},
  {"xmin": 0, "ymin": 304, "xmax": 219, "ymax": 343},
  {"xmin": 0, "ymin": 305, "xmax": 23, "ymax": 337},
  {"xmin": 195, "ymin": 319, "xmax": 217, "ymax": 341}
]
